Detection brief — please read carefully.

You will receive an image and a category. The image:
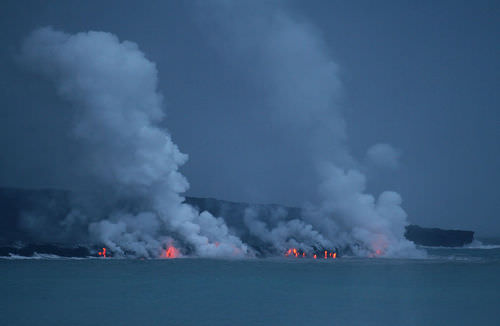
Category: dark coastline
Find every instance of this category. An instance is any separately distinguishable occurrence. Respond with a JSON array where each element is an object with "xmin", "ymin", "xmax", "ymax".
[{"xmin": 0, "ymin": 188, "xmax": 474, "ymax": 257}]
